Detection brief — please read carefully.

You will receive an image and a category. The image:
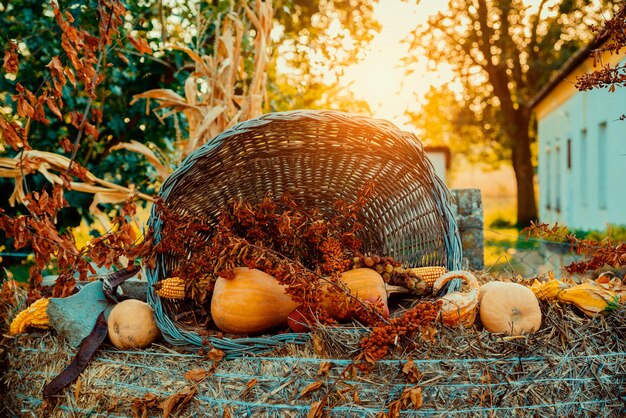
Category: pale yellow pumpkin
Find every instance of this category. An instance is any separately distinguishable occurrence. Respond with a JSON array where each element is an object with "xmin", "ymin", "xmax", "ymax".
[
  {"xmin": 108, "ymin": 299, "xmax": 161, "ymax": 349},
  {"xmin": 211, "ymin": 267, "xmax": 299, "ymax": 335},
  {"xmin": 479, "ymin": 282, "xmax": 541, "ymax": 335},
  {"xmin": 478, "ymin": 281, "xmax": 510, "ymax": 303}
]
